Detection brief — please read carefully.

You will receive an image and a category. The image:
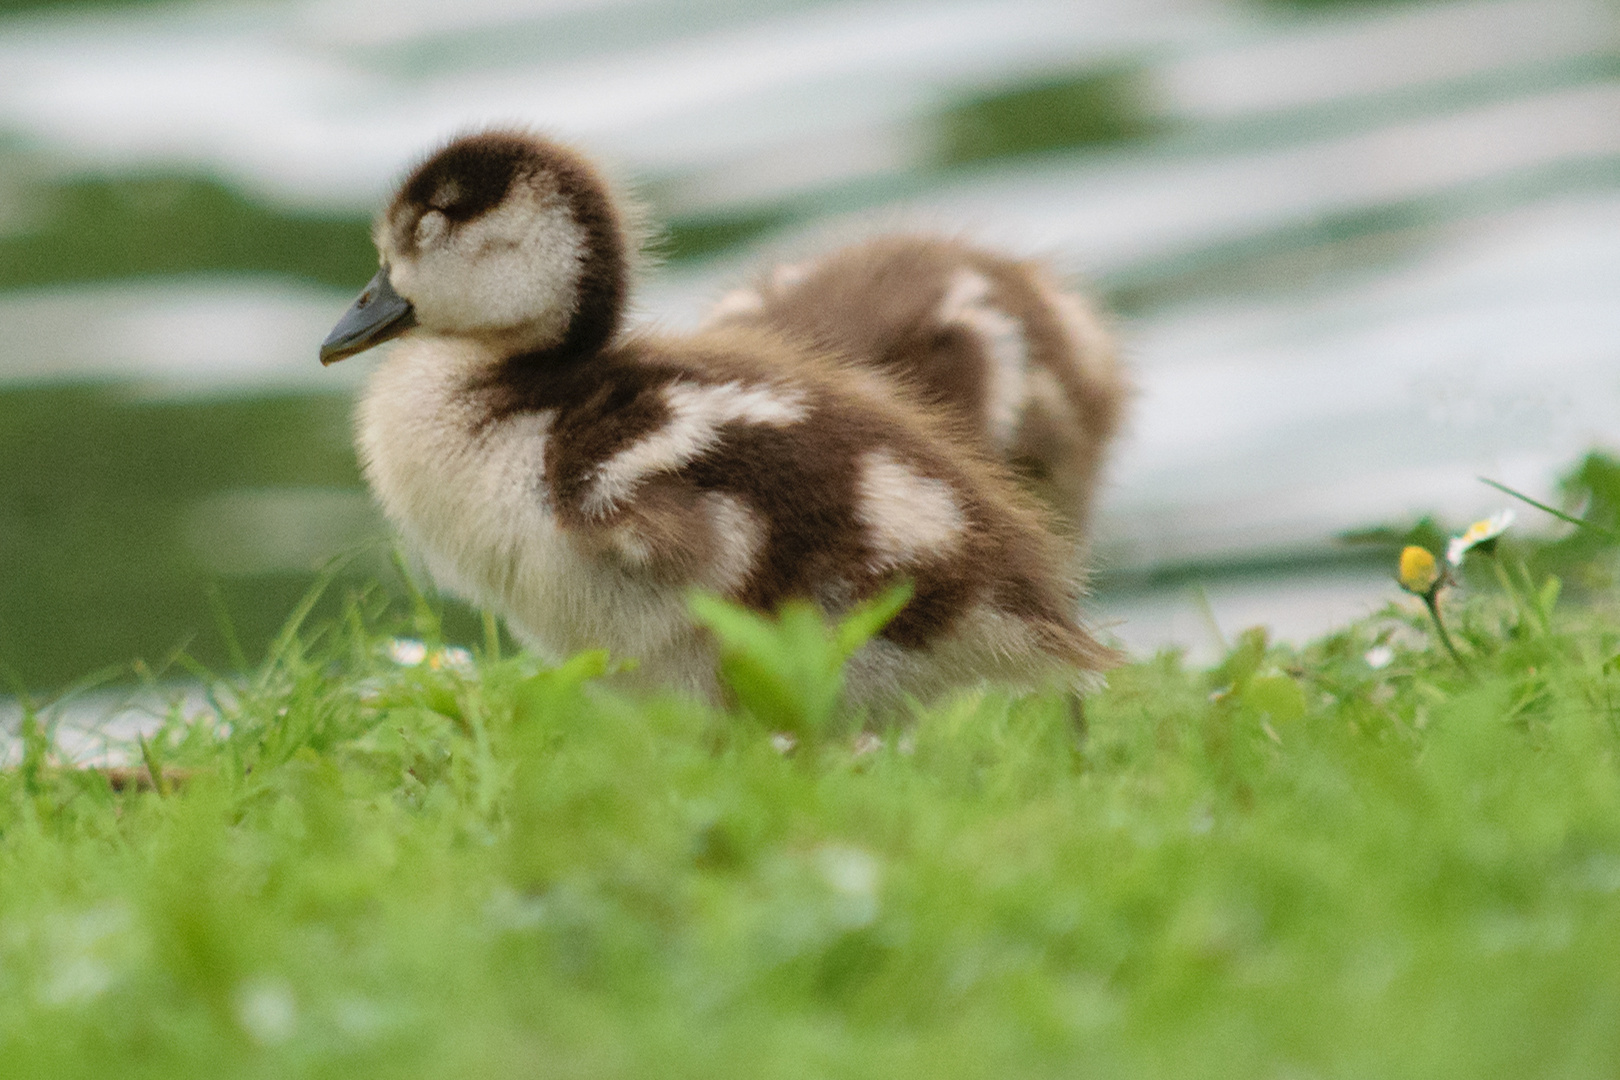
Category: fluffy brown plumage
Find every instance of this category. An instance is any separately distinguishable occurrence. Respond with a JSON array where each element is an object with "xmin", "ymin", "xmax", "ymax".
[
  {"xmin": 705, "ymin": 236, "xmax": 1129, "ymax": 559},
  {"xmin": 321, "ymin": 130, "xmax": 1116, "ymax": 704}
]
